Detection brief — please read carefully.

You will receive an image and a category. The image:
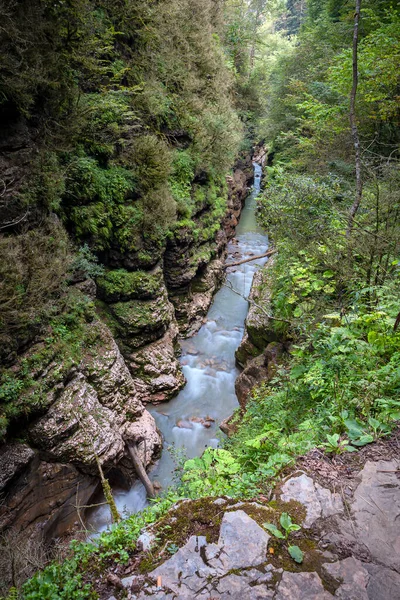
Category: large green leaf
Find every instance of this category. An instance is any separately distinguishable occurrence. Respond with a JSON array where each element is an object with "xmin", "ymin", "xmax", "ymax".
[
  {"xmin": 263, "ymin": 523, "xmax": 285, "ymax": 539},
  {"xmin": 288, "ymin": 545, "xmax": 304, "ymax": 563}
]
